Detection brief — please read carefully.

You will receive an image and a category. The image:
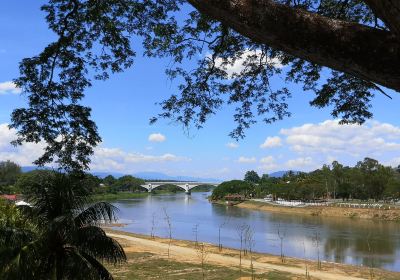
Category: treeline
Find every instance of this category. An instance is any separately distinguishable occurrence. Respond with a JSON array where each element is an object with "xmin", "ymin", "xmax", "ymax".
[
  {"xmin": 213, "ymin": 158, "xmax": 400, "ymax": 202},
  {"xmin": 0, "ymin": 161, "xmax": 148, "ymax": 195},
  {"xmin": 0, "ymin": 161, "xmax": 213, "ymax": 195}
]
